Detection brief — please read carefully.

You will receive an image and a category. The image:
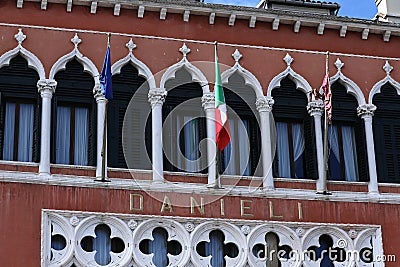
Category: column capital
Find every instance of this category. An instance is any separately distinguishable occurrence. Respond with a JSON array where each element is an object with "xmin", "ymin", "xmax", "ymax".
[
  {"xmin": 93, "ymin": 85, "xmax": 107, "ymax": 102},
  {"xmin": 37, "ymin": 79, "xmax": 57, "ymax": 96},
  {"xmin": 307, "ymin": 100, "xmax": 324, "ymax": 117},
  {"xmin": 357, "ymin": 104, "xmax": 377, "ymax": 119},
  {"xmin": 148, "ymin": 89, "xmax": 167, "ymax": 107},
  {"xmin": 201, "ymin": 92, "xmax": 215, "ymax": 110},
  {"xmin": 256, "ymin": 96, "xmax": 274, "ymax": 112}
]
